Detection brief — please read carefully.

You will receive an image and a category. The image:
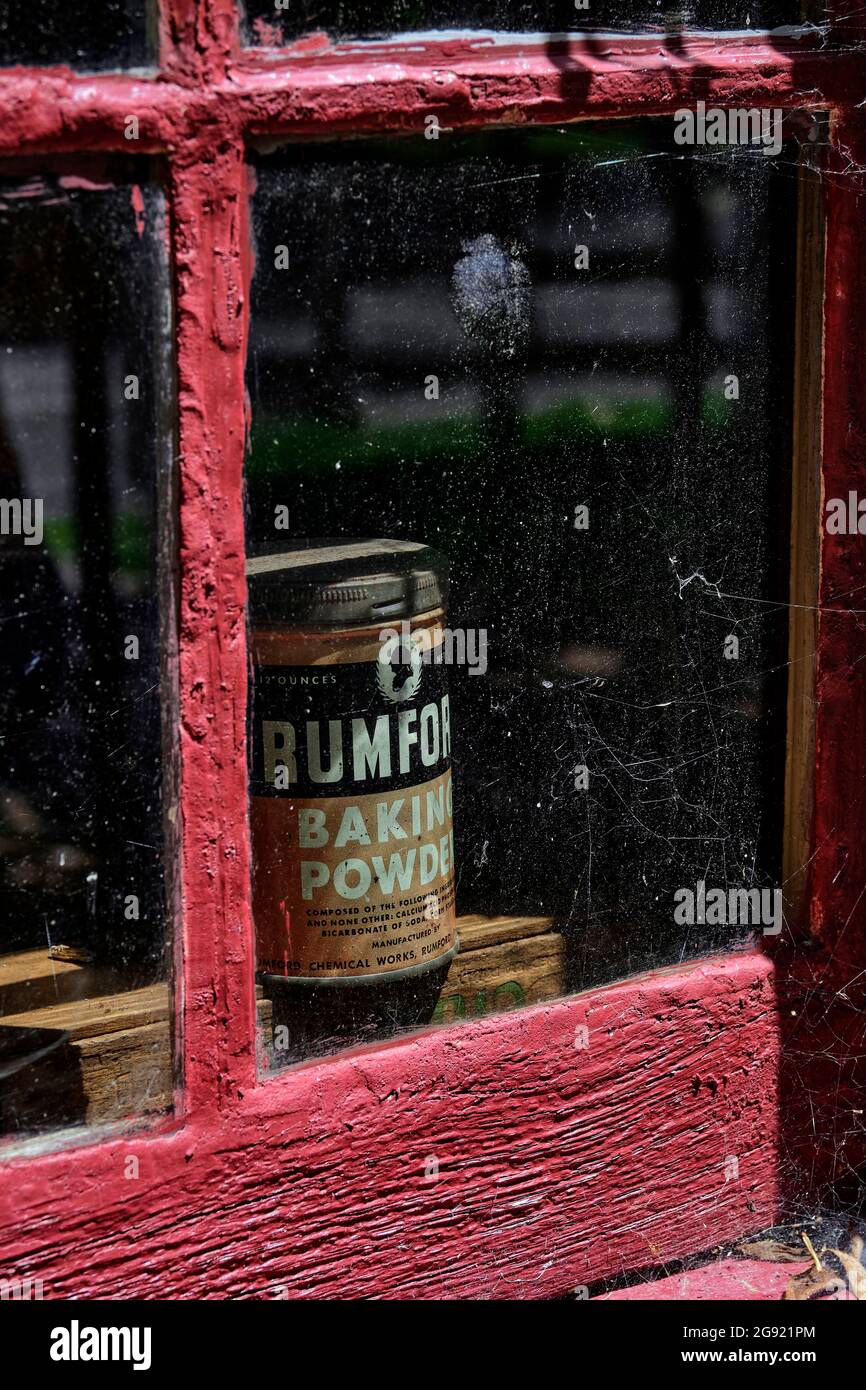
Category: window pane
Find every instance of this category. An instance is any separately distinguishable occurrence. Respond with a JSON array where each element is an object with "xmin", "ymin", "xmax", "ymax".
[
  {"xmin": 242, "ymin": 1, "xmax": 808, "ymax": 45},
  {"xmin": 0, "ymin": 160, "xmax": 174, "ymax": 1143},
  {"xmin": 0, "ymin": 1, "xmax": 153, "ymax": 70},
  {"xmin": 246, "ymin": 121, "xmax": 800, "ymax": 1068}
]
